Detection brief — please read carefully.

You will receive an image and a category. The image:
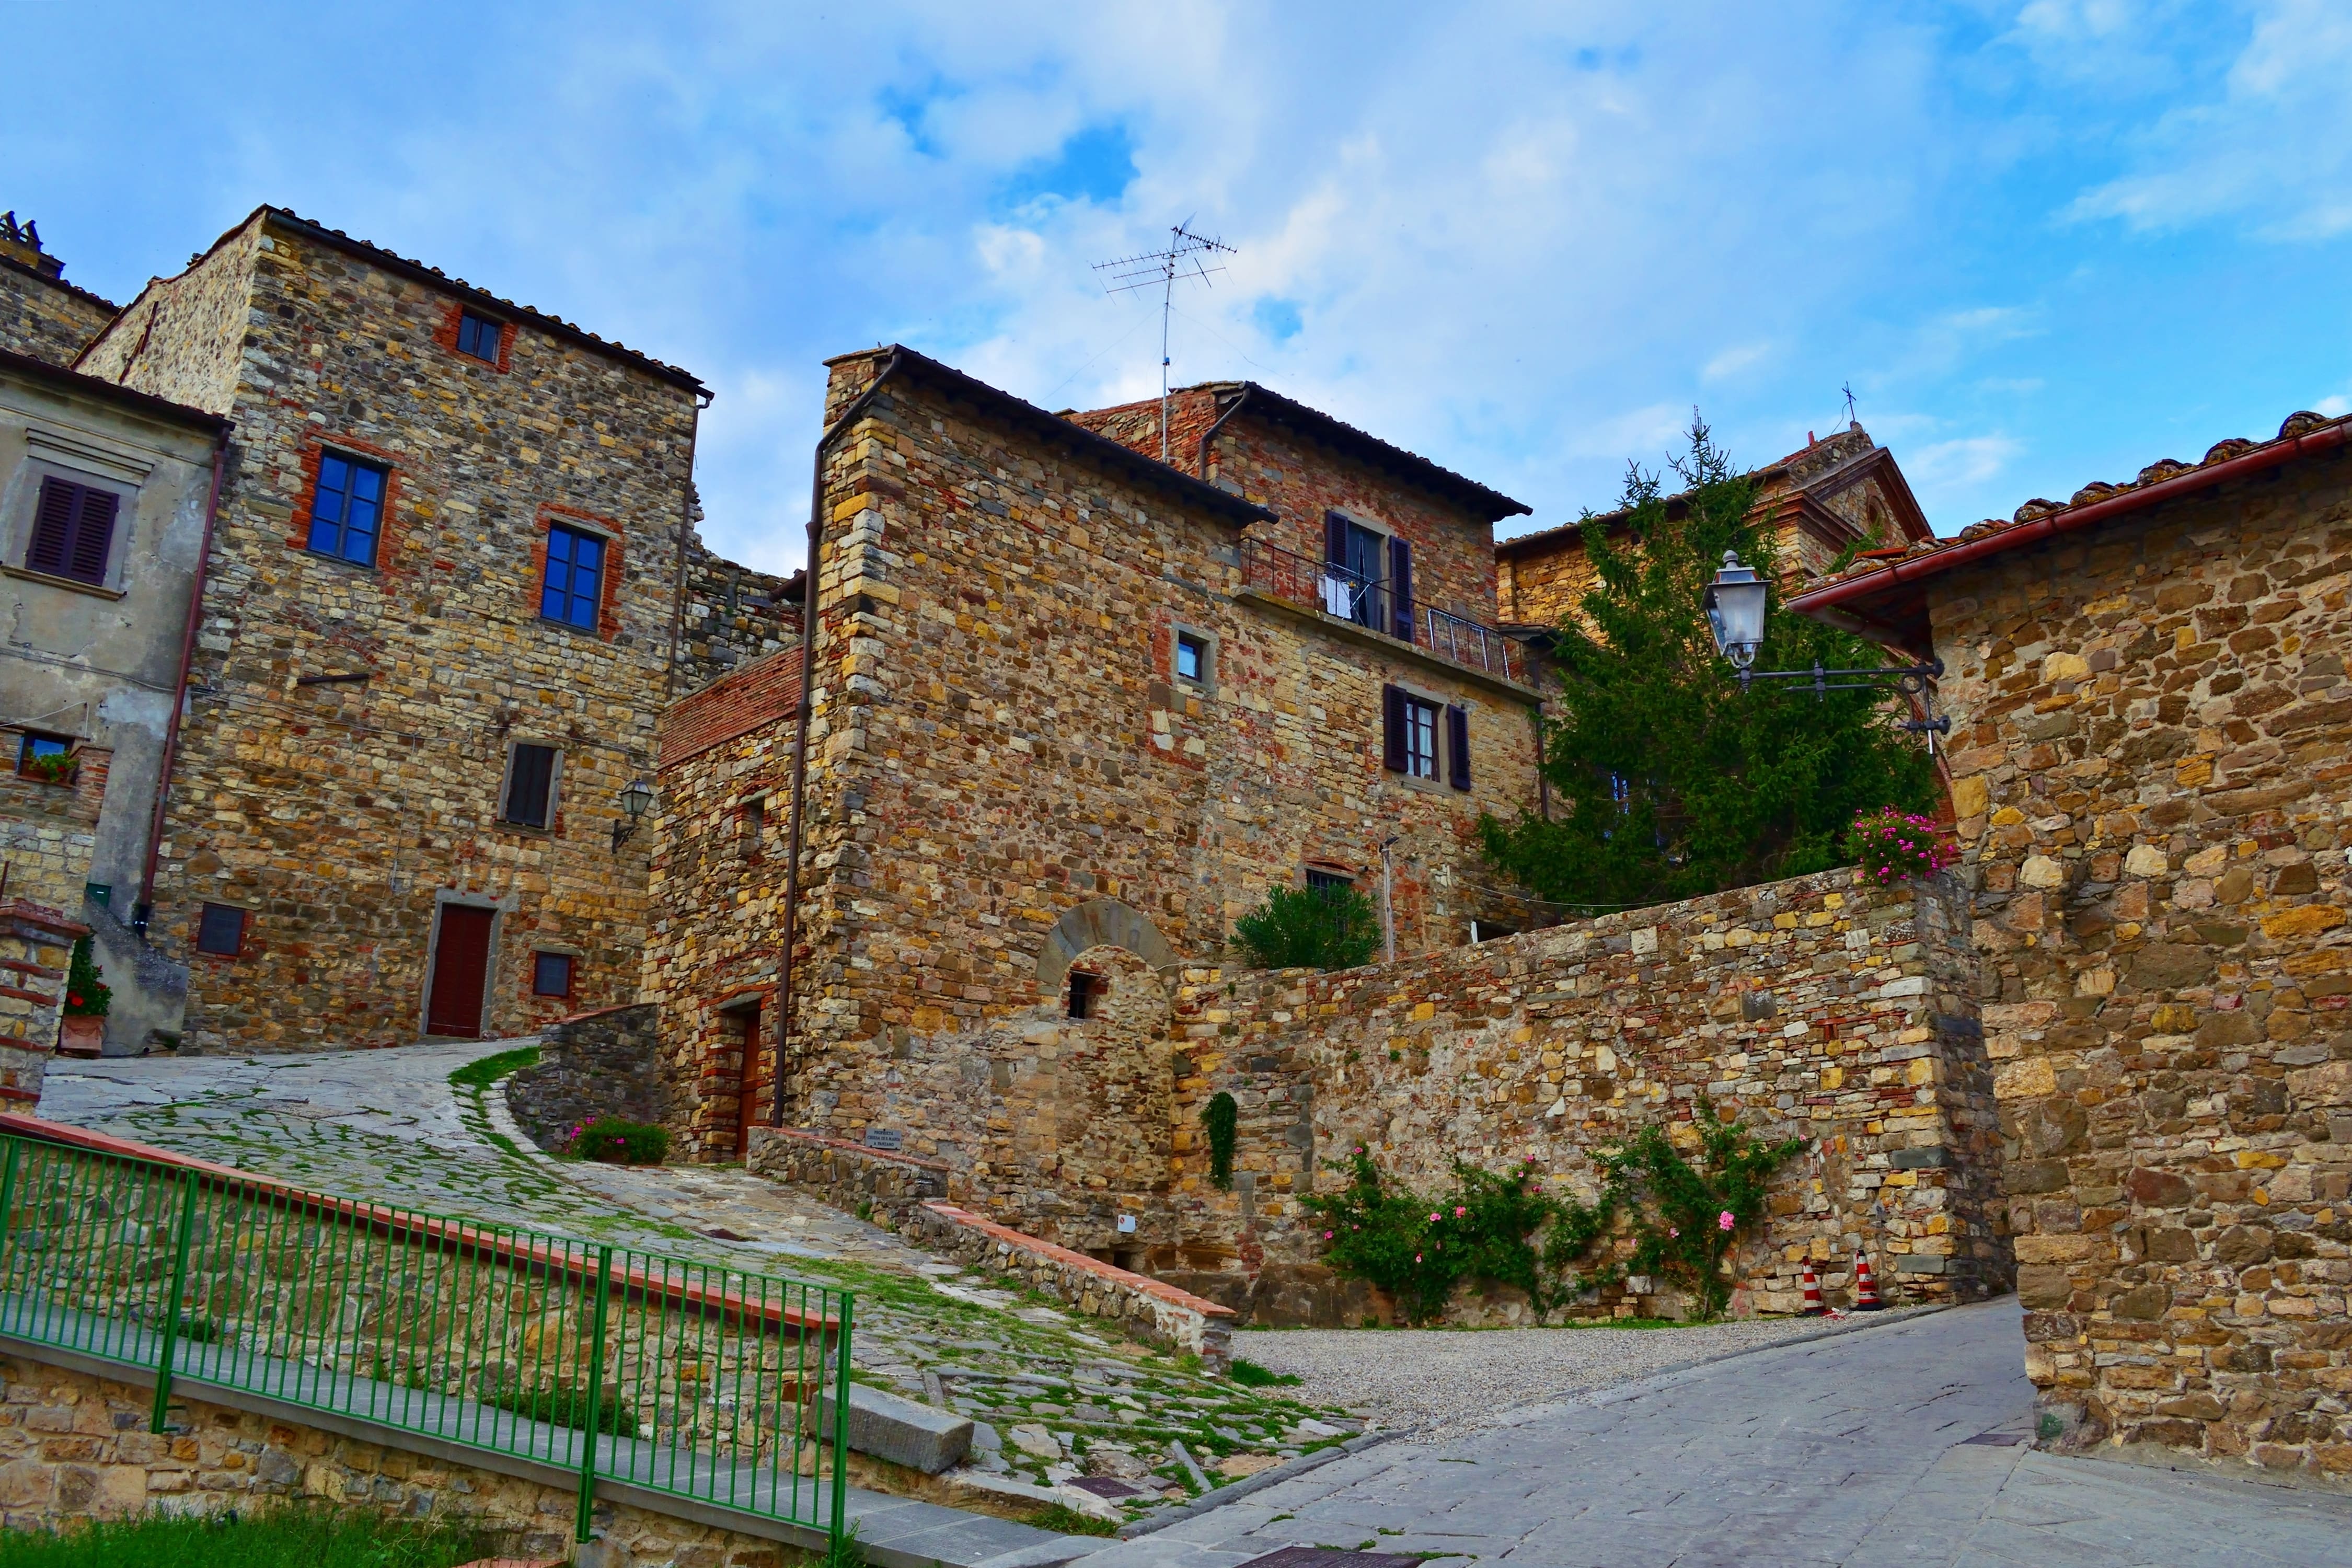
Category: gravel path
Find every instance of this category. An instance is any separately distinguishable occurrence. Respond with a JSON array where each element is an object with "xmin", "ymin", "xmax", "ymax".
[{"xmin": 1238, "ymin": 1308, "xmax": 1934, "ymax": 1441}]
